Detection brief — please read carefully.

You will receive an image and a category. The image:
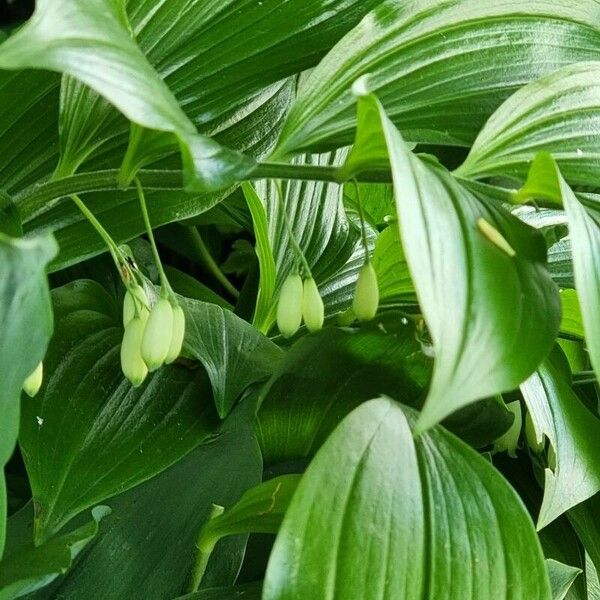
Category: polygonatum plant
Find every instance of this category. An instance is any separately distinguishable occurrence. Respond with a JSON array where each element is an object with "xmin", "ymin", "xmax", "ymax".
[{"xmin": 1, "ymin": 0, "xmax": 600, "ymax": 598}]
